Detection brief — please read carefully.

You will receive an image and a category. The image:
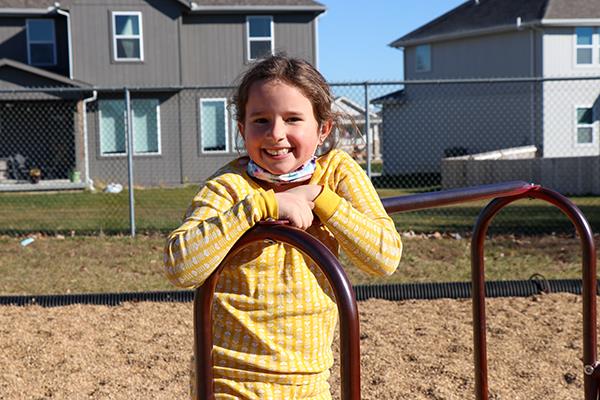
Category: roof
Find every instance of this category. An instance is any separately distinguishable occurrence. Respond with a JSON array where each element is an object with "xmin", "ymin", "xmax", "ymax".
[
  {"xmin": 390, "ymin": 0, "xmax": 600, "ymax": 48},
  {"xmin": 333, "ymin": 96, "xmax": 380, "ymax": 121},
  {"xmin": 371, "ymin": 89, "xmax": 405, "ymax": 106},
  {"xmin": 0, "ymin": 58, "xmax": 91, "ymax": 88}
]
